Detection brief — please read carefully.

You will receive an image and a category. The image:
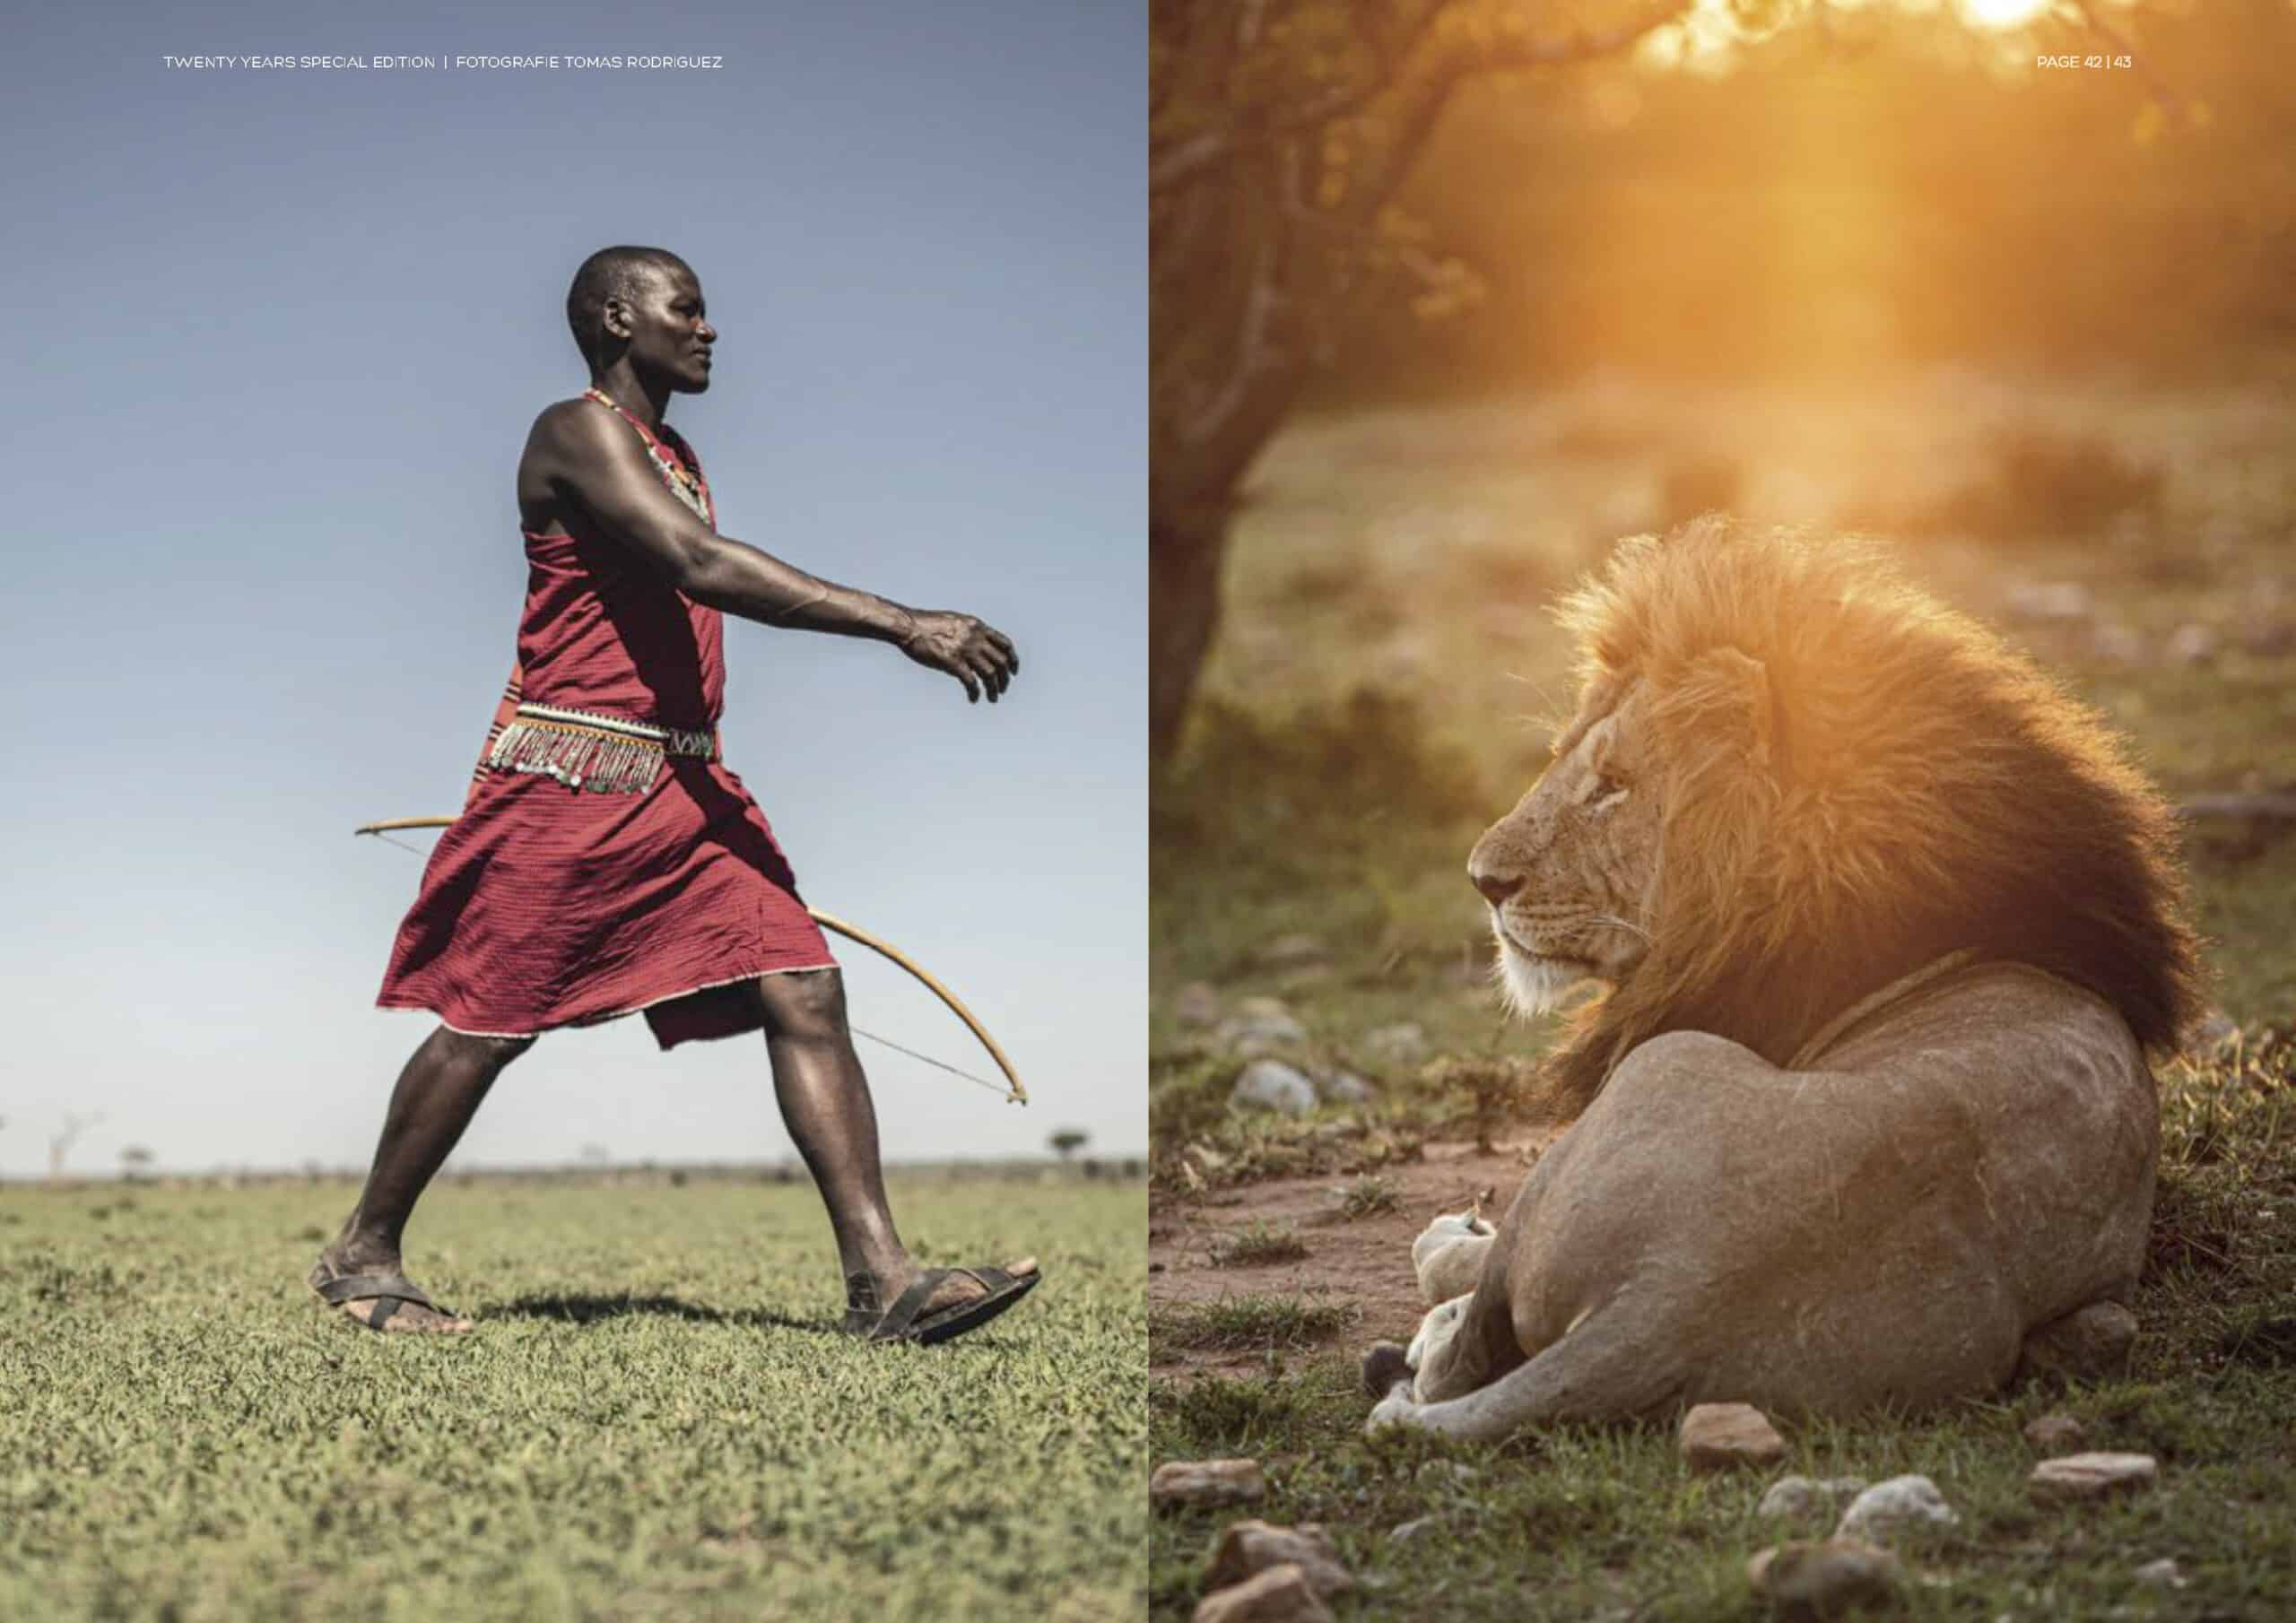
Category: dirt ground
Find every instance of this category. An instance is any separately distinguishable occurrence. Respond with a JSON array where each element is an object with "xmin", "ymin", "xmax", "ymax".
[{"xmin": 1147, "ymin": 1137, "xmax": 1562, "ymax": 1381}]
